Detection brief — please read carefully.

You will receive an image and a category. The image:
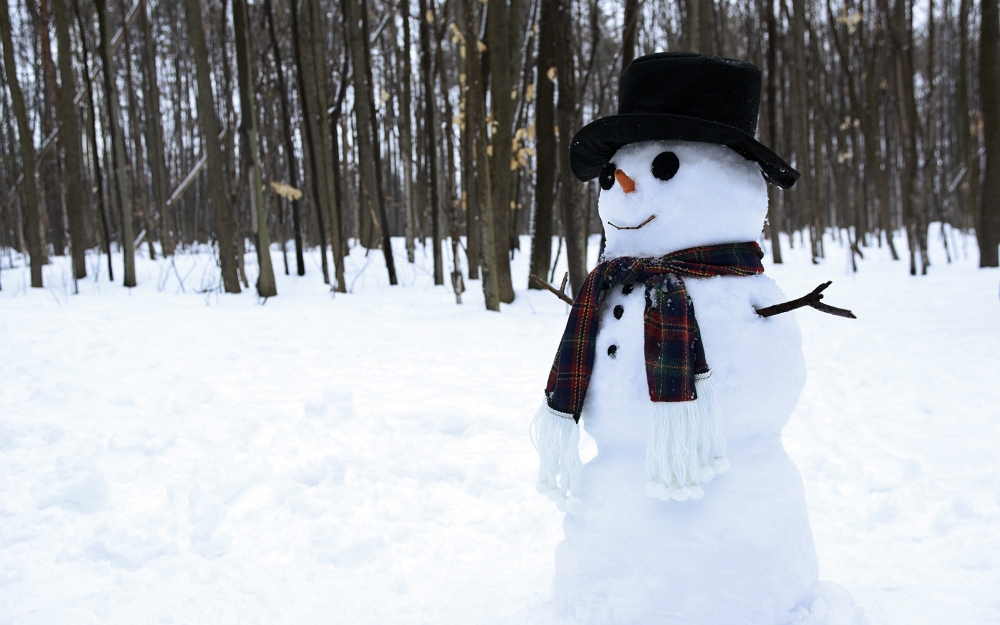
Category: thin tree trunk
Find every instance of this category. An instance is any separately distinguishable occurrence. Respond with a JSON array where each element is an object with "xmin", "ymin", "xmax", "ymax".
[
  {"xmin": 138, "ymin": 0, "xmax": 173, "ymax": 256},
  {"xmin": 399, "ymin": 0, "xmax": 416, "ymax": 263},
  {"xmin": 765, "ymin": 0, "xmax": 782, "ymax": 263},
  {"xmin": 463, "ymin": 0, "xmax": 499, "ymax": 309},
  {"xmin": 622, "ymin": 0, "xmax": 639, "ymax": 68},
  {"xmin": 418, "ymin": 0, "xmax": 444, "ymax": 284},
  {"xmin": 0, "ymin": 0, "xmax": 44, "ymax": 286},
  {"xmin": 457, "ymin": 0, "xmax": 479, "ymax": 279},
  {"xmin": 53, "ymin": 0, "xmax": 87, "ymax": 278},
  {"xmin": 790, "ymin": 0, "xmax": 815, "ymax": 262},
  {"xmin": 34, "ymin": 0, "xmax": 62, "ymax": 257},
  {"xmin": 263, "ymin": 0, "xmax": 305, "ymax": 276},
  {"xmin": 958, "ymin": 0, "xmax": 979, "ymax": 237},
  {"xmin": 528, "ymin": 0, "xmax": 555, "ymax": 287},
  {"xmin": 860, "ymin": 0, "xmax": 898, "ymax": 259},
  {"xmin": 233, "ymin": 0, "xmax": 276, "ymax": 297},
  {"xmin": 118, "ymin": 0, "xmax": 156, "ymax": 261},
  {"xmin": 554, "ymin": 0, "xmax": 586, "ymax": 295},
  {"xmin": 72, "ymin": 0, "xmax": 112, "ymax": 279},
  {"xmin": 883, "ymin": 0, "xmax": 922, "ymax": 274},
  {"xmin": 486, "ymin": 0, "xmax": 518, "ymax": 302},
  {"xmin": 432, "ymin": 0, "xmax": 463, "ymax": 296},
  {"xmin": 290, "ymin": 0, "xmax": 331, "ymax": 284},
  {"xmin": 346, "ymin": 0, "xmax": 397, "ymax": 285},
  {"xmin": 95, "ymin": 0, "xmax": 136, "ymax": 286},
  {"xmin": 980, "ymin": 0, "xmax": 1000, "ymax": 266},
  {"xmin": 182, "ymin": 0, "xmax": 240, "ymax": 292}
]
